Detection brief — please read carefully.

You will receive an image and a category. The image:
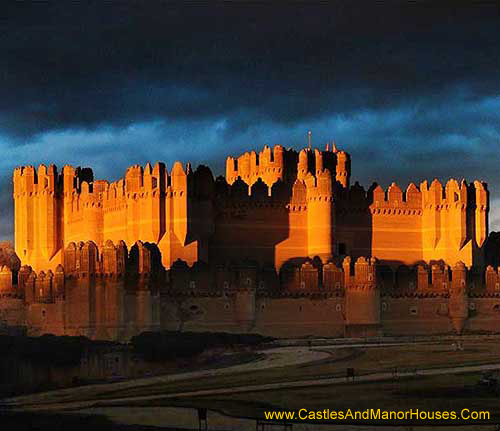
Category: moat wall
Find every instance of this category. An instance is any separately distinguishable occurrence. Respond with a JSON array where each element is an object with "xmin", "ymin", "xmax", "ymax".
[{"xmin": 3, "ymin": 239, "xmax": 500, "ymax": 340}]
